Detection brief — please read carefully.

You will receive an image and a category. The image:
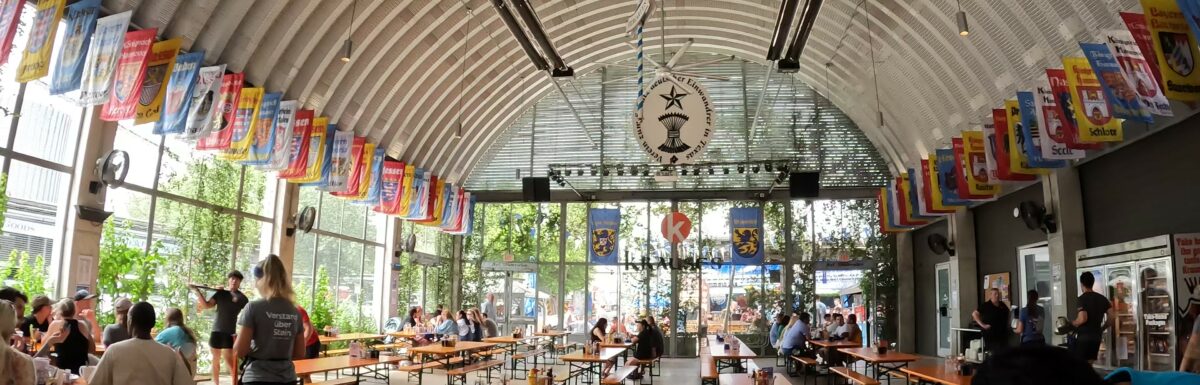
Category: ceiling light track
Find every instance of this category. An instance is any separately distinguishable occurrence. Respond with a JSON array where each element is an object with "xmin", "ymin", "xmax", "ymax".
[
  {"xmin": 767, "ymin": 0, "xmax": 802, "ymax": 61},
  {"xmin": 493, "ymin": 0, "xmax": 575, "ymax": 77},
  {"xmin": 777, "ymin": 0, "xmax": 824, "ymax": 73}
]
